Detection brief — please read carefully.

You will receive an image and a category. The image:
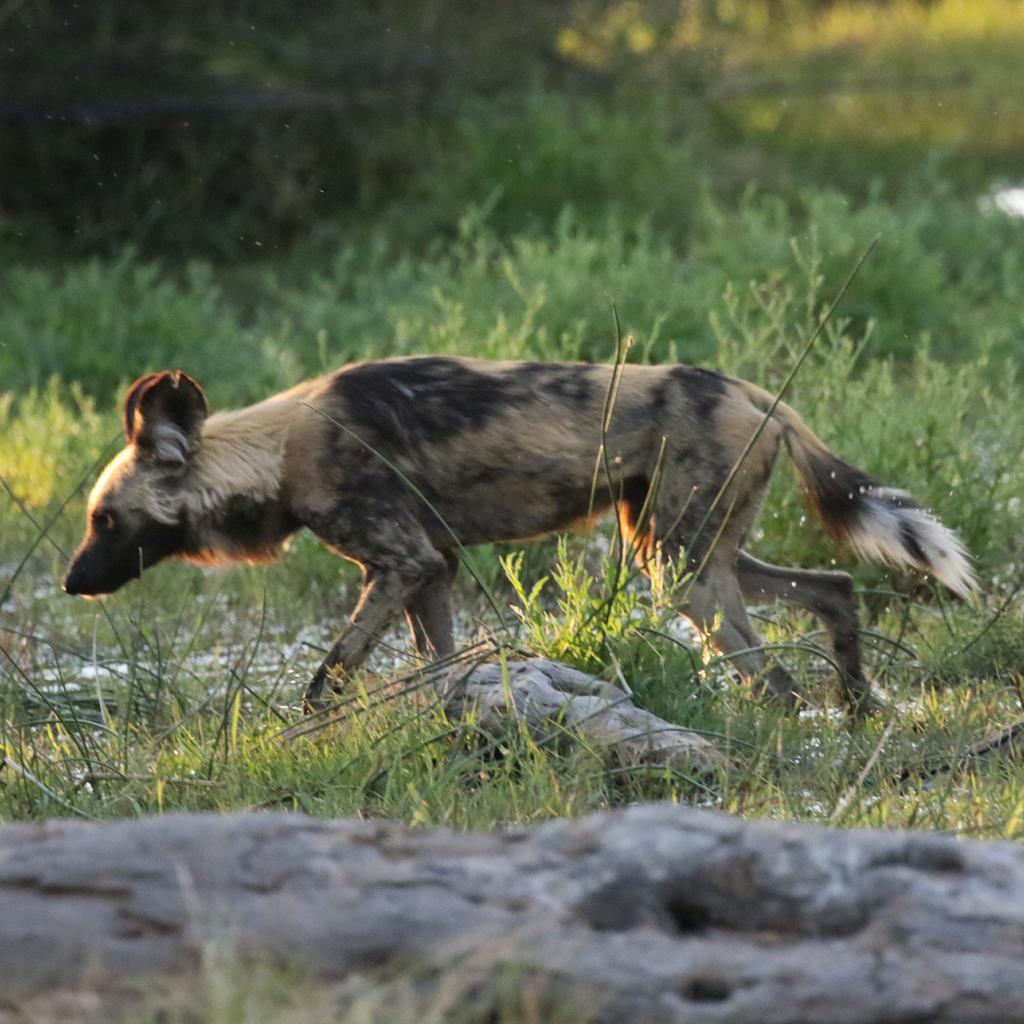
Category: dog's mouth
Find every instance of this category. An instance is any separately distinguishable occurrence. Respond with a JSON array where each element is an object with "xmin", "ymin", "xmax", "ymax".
[{"xmin": 62, "ymin": 553, "xmax": 141, "ymax": 597}]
